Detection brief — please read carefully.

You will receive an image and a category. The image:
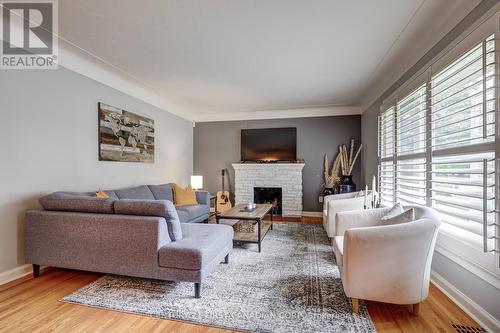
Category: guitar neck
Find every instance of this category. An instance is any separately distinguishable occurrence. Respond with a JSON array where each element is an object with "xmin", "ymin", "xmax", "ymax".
[{"xmin": 221, "ymin": 169, "xmax": 225, "ymax": 192}]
